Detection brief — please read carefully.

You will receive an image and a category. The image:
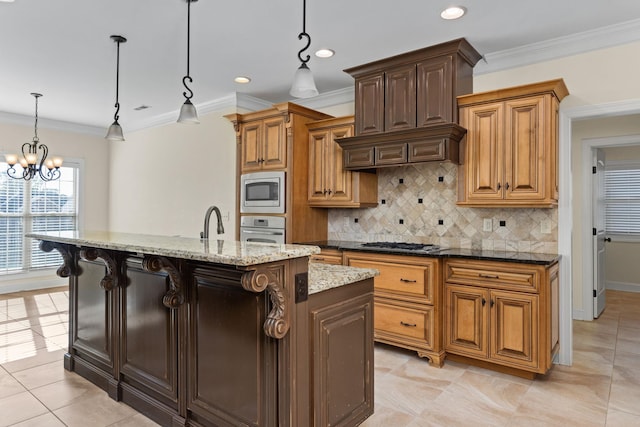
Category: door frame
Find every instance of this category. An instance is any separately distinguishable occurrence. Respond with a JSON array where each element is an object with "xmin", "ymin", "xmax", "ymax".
[
  {"xmin": 581, "ymin": 134, "xmax": 640, "ymax": 320},
  {"xmin": 558, "ymin": 99, "xmax": 640, "ymax": 366}
]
